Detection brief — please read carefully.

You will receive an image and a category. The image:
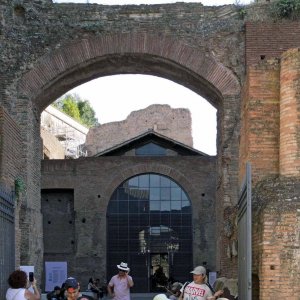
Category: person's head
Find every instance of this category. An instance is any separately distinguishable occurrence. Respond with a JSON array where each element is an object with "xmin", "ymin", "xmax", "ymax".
[
  {"xmin": 117, "ymin": 262, "xmax": 130, "ymax": 277},
  {"xmin": 7, "ymin": 270, "xmax": 28, "ymax": 289},
  {"xmin": 54, "ymin": 286, "xmax": 61, "ymax": 295},
  {"xmin": 156, "ymin": 266, "xmax": 163, "ymax": 273},
  {"xmin": 64, "ymin": 277, "xmax": 79, "ymax": 300},
  {"xmin": 171, "ymin": 282, "xmax": 182, "ymax": 295},
  {"xmin": 190, "ymin": 266, "xmax": 207, "ymax": 284},
  {"xmin": 153, "ymin": 294, "xmax": 169, "ymax": 300},
  {"xmin": 88, "ymin": 277, "xmax": 94, "ymax": 284}
]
